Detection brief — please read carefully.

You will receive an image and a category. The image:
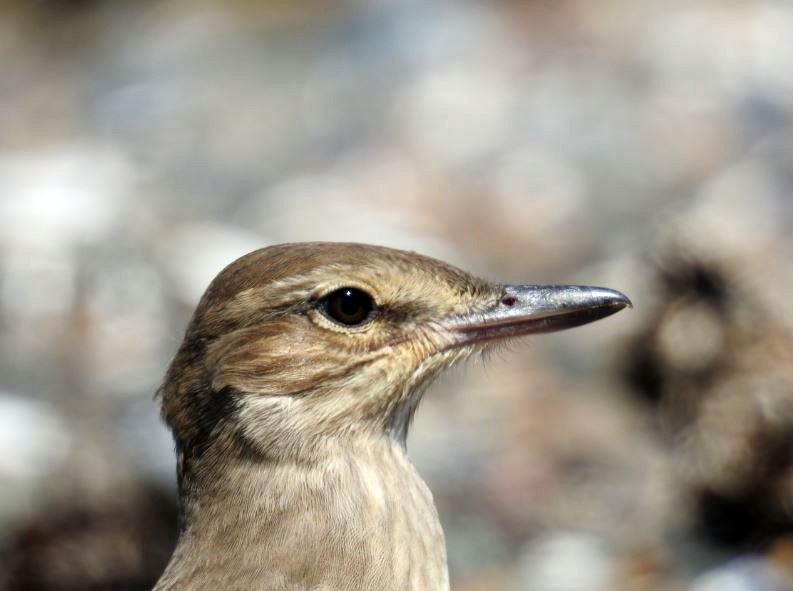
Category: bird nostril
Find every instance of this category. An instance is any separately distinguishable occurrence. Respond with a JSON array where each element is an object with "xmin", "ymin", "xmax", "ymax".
[{"xmin": 501, "ymin": 296, "xmax": 517, "ymax": 307}]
